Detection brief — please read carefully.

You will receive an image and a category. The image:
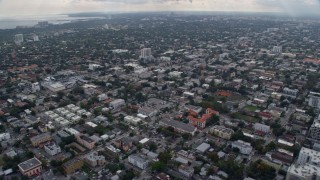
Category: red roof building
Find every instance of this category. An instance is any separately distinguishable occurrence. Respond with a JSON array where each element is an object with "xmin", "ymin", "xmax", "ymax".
[
  {"xmin": 188, "ymin": 108, "xmax": 219, "ymax": 129},
  {"xmin": 258, "ymin": 112, "xmax": 273, "ymax": 121},
  {"xmin": 303, "ymin": 58, "xmax": 320, "ymax": 65}
]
